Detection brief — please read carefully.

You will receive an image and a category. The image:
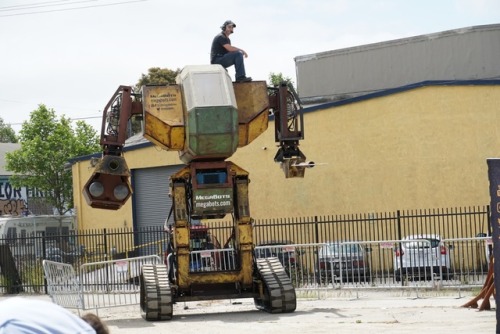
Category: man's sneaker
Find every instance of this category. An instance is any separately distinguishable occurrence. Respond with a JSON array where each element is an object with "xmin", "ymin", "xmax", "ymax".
[{"xmin": 236, "ymin": 76, "xmax": 252, "ymax": 82}]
